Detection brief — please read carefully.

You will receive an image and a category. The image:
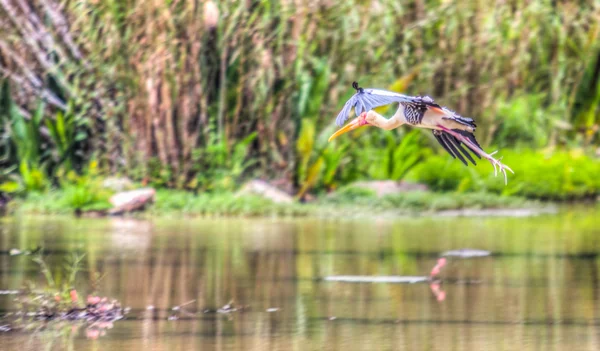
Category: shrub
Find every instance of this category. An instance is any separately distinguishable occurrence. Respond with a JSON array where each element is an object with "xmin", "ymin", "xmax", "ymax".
[{"xmin": 411, "ymin": 149, "xmax": 600, "ymax": 200}]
